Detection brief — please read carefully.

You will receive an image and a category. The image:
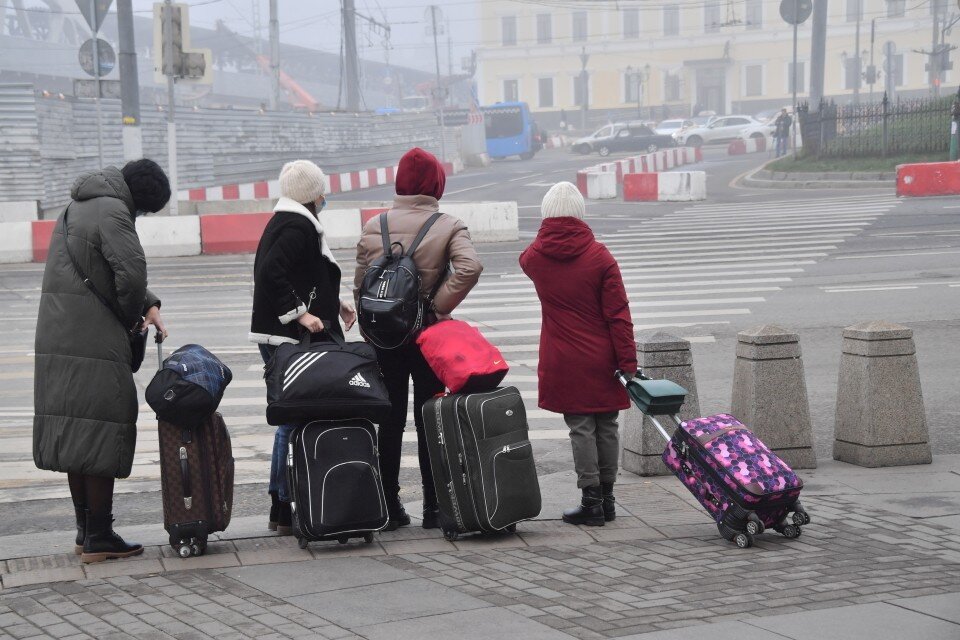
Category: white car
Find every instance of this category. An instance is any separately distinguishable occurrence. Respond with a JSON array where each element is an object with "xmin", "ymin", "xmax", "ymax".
[
  {"xmin": 674, "ymin": 115, "xmax": 762, "ymax": 147},
  {"xmin": 654, "ymin": 119, "xmax": 695, "ymax": 136},
  {"xmin": 739, "ymin": 118, "xmax": 776, "ymax": 141}
]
